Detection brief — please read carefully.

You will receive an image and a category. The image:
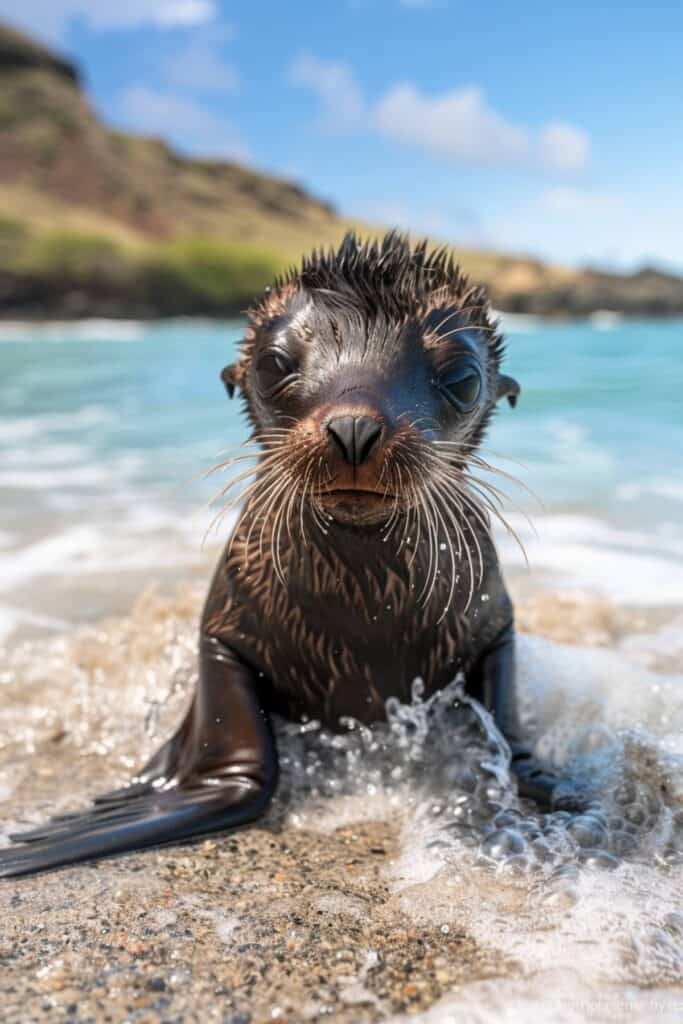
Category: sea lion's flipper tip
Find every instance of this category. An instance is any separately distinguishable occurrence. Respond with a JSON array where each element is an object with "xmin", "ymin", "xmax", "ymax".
[
  {"xmin": 0, "ymin": 779, "xmax": 271, "ymax": 878},
  {"xmin": 1, "ymin": 638, "xmax": 277, "ymax": 878}
]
